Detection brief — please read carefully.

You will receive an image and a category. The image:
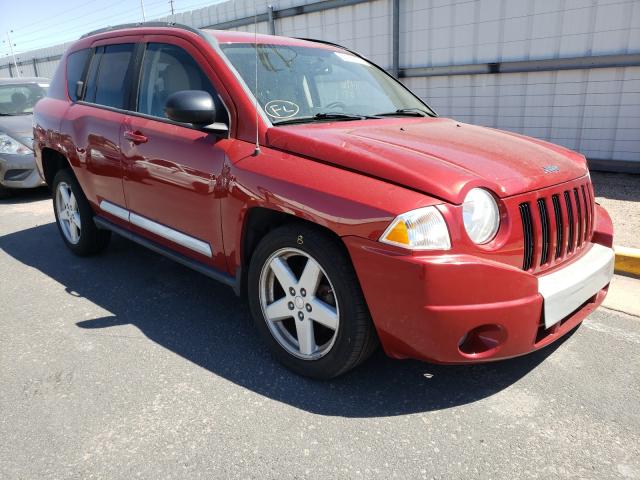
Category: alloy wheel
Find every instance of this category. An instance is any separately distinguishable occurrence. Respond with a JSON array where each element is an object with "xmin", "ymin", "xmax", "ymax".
[
  {"xmin": 259, "ymin": 247, "xmax": 340, "ymax": 360},
  {"xmin": 55, "ymin": 181, "xmax": 81, "ymax": 244}
]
